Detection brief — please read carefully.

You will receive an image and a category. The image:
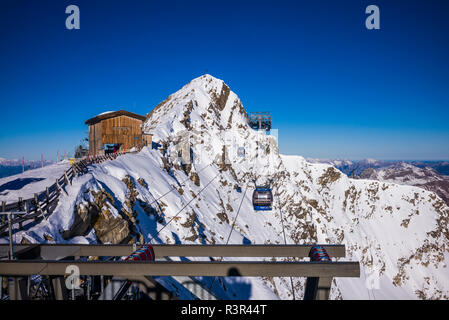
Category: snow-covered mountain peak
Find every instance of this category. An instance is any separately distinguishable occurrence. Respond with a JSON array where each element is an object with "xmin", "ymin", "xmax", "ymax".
[
  {"xmin": 142, "ymin": 74, "xmax": 282, "ymax": 178},
  {"xmin": 187, "ymin": 73, "xmax": 226, "ymax": 90},
  {"xmin": 144, "ymin": 74, "xmax": 248, "ymax": 142}
]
